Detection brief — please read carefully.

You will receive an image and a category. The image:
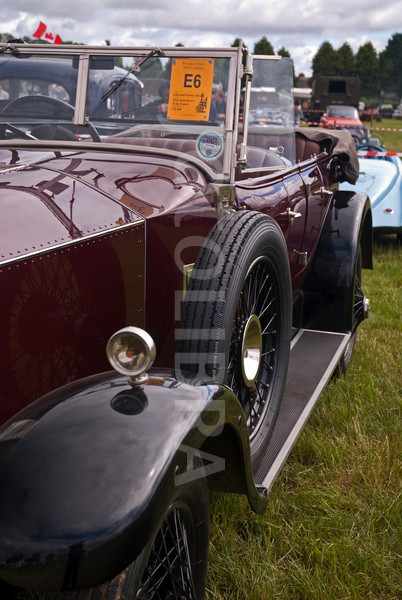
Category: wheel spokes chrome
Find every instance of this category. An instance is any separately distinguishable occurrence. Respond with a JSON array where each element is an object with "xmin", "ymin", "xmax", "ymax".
[
  {"xmin": 353, "ymin": 277, "xmax": 365, "ymax": 332},
  {"xmin": 227, "ymin": 257, "xmax": 279, "ymax": 437}
]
